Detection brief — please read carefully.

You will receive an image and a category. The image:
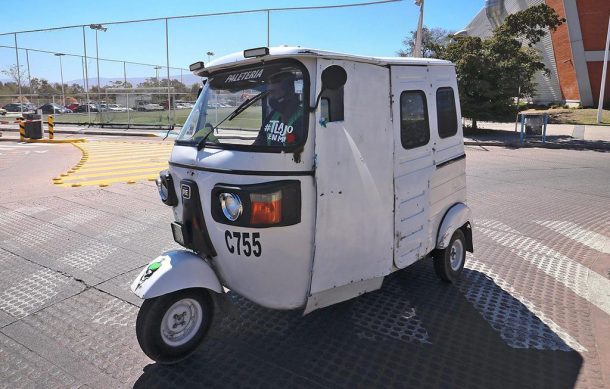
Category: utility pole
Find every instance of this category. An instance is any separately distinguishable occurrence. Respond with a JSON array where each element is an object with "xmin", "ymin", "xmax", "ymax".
[{"xmin": 413, "ymin": 0, "xmax": 425, "ymax": 58}]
